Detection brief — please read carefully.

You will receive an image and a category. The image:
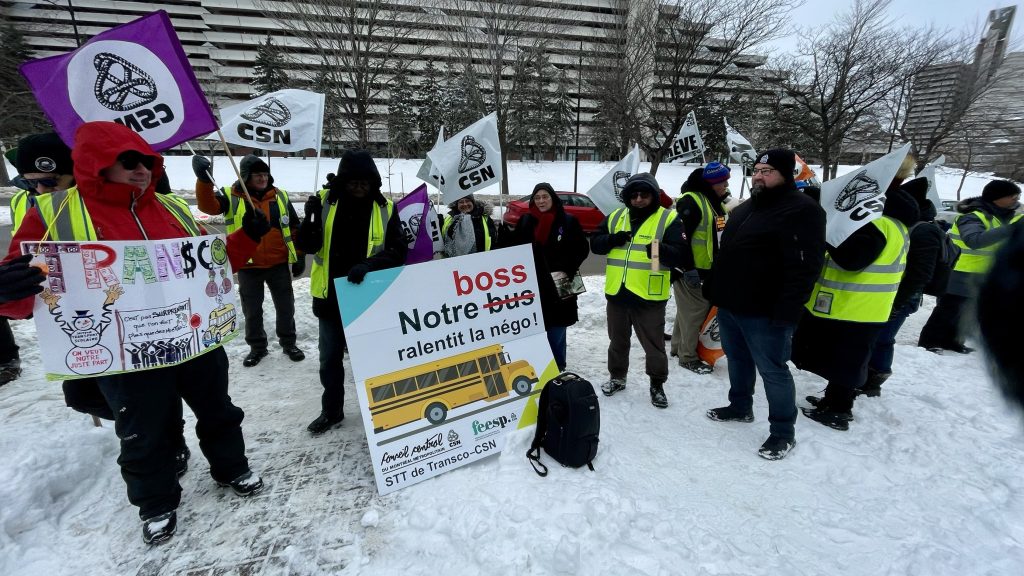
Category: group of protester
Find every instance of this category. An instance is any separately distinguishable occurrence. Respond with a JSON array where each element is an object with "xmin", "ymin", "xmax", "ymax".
[{"xmin": 1, "ymin": 124, "xmax": 1019, "ymax": 544}]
